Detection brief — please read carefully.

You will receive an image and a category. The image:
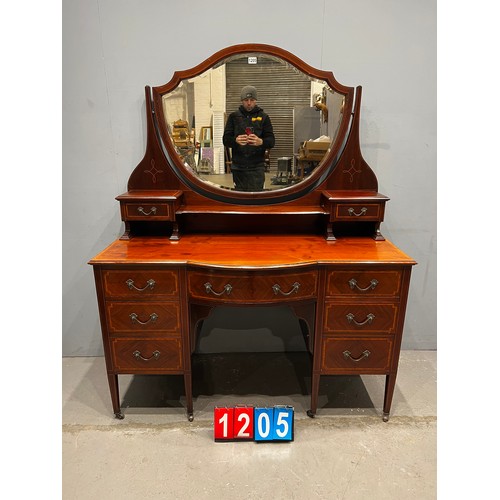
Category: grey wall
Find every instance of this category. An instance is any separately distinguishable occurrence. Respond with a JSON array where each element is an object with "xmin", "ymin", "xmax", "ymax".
[{"xmin": 62, "ymin": 0, "xmax": 436, "ymax": 355}]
